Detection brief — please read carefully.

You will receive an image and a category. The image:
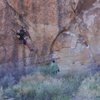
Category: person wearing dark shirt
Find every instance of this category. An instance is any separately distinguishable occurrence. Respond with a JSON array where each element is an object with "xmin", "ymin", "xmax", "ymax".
[
  {"xmin": 16, "ymin": 27, "xmax": 34, "ymax": 51},
  {"xmin": 16, "ymin": 27, "xmax": 28, "ymax": 45}
]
